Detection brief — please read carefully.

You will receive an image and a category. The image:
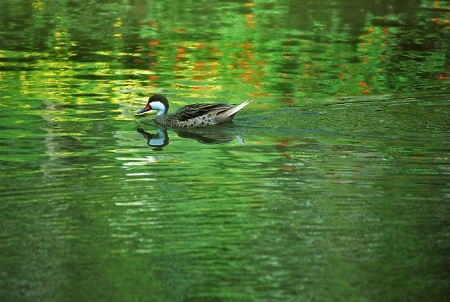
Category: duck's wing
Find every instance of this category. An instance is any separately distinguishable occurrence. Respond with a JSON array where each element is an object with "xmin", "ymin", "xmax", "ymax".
[{"xmin": 175, "ymin": 103, "xmax": 232, "ymax": 121}]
